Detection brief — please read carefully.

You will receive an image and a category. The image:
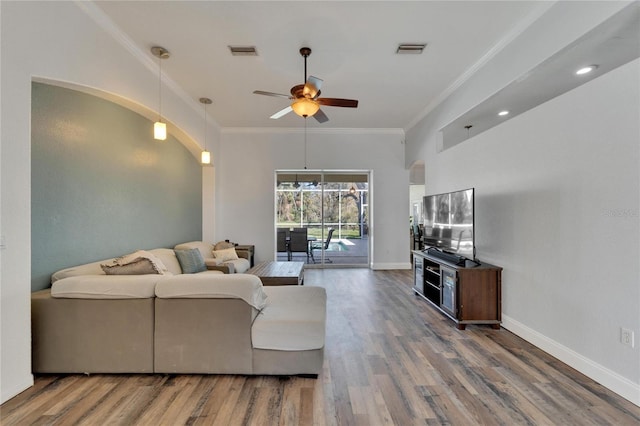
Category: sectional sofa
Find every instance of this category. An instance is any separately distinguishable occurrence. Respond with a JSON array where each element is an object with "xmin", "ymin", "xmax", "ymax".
[{"xmin": 31, "ymin": 246, "xmax": 326, "ymax": 376}]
